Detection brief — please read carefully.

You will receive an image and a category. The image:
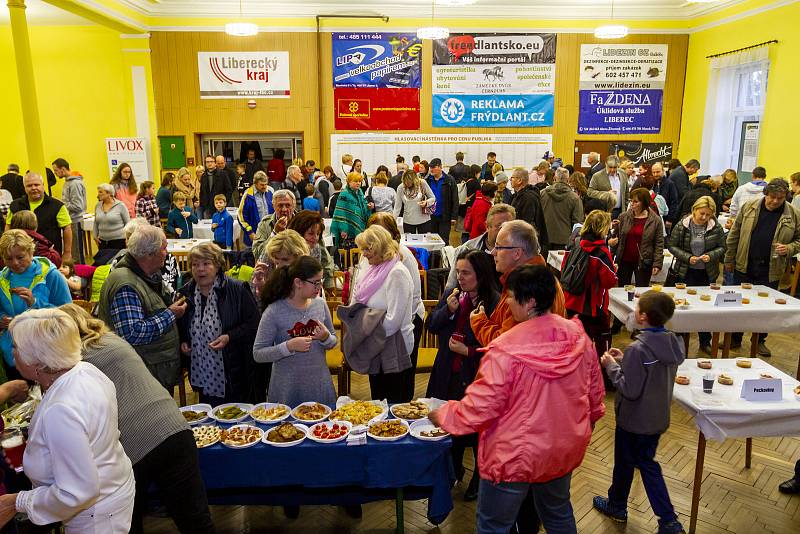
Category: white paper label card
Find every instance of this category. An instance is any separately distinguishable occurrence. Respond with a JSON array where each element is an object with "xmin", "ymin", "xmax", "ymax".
[
  {"xmin": 740, "ymin": 378, "xmax": 783, "ymax": 401},
  {"xmin": 715, "ymin": 291, "xmax": 743, "ymax": 307}
]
